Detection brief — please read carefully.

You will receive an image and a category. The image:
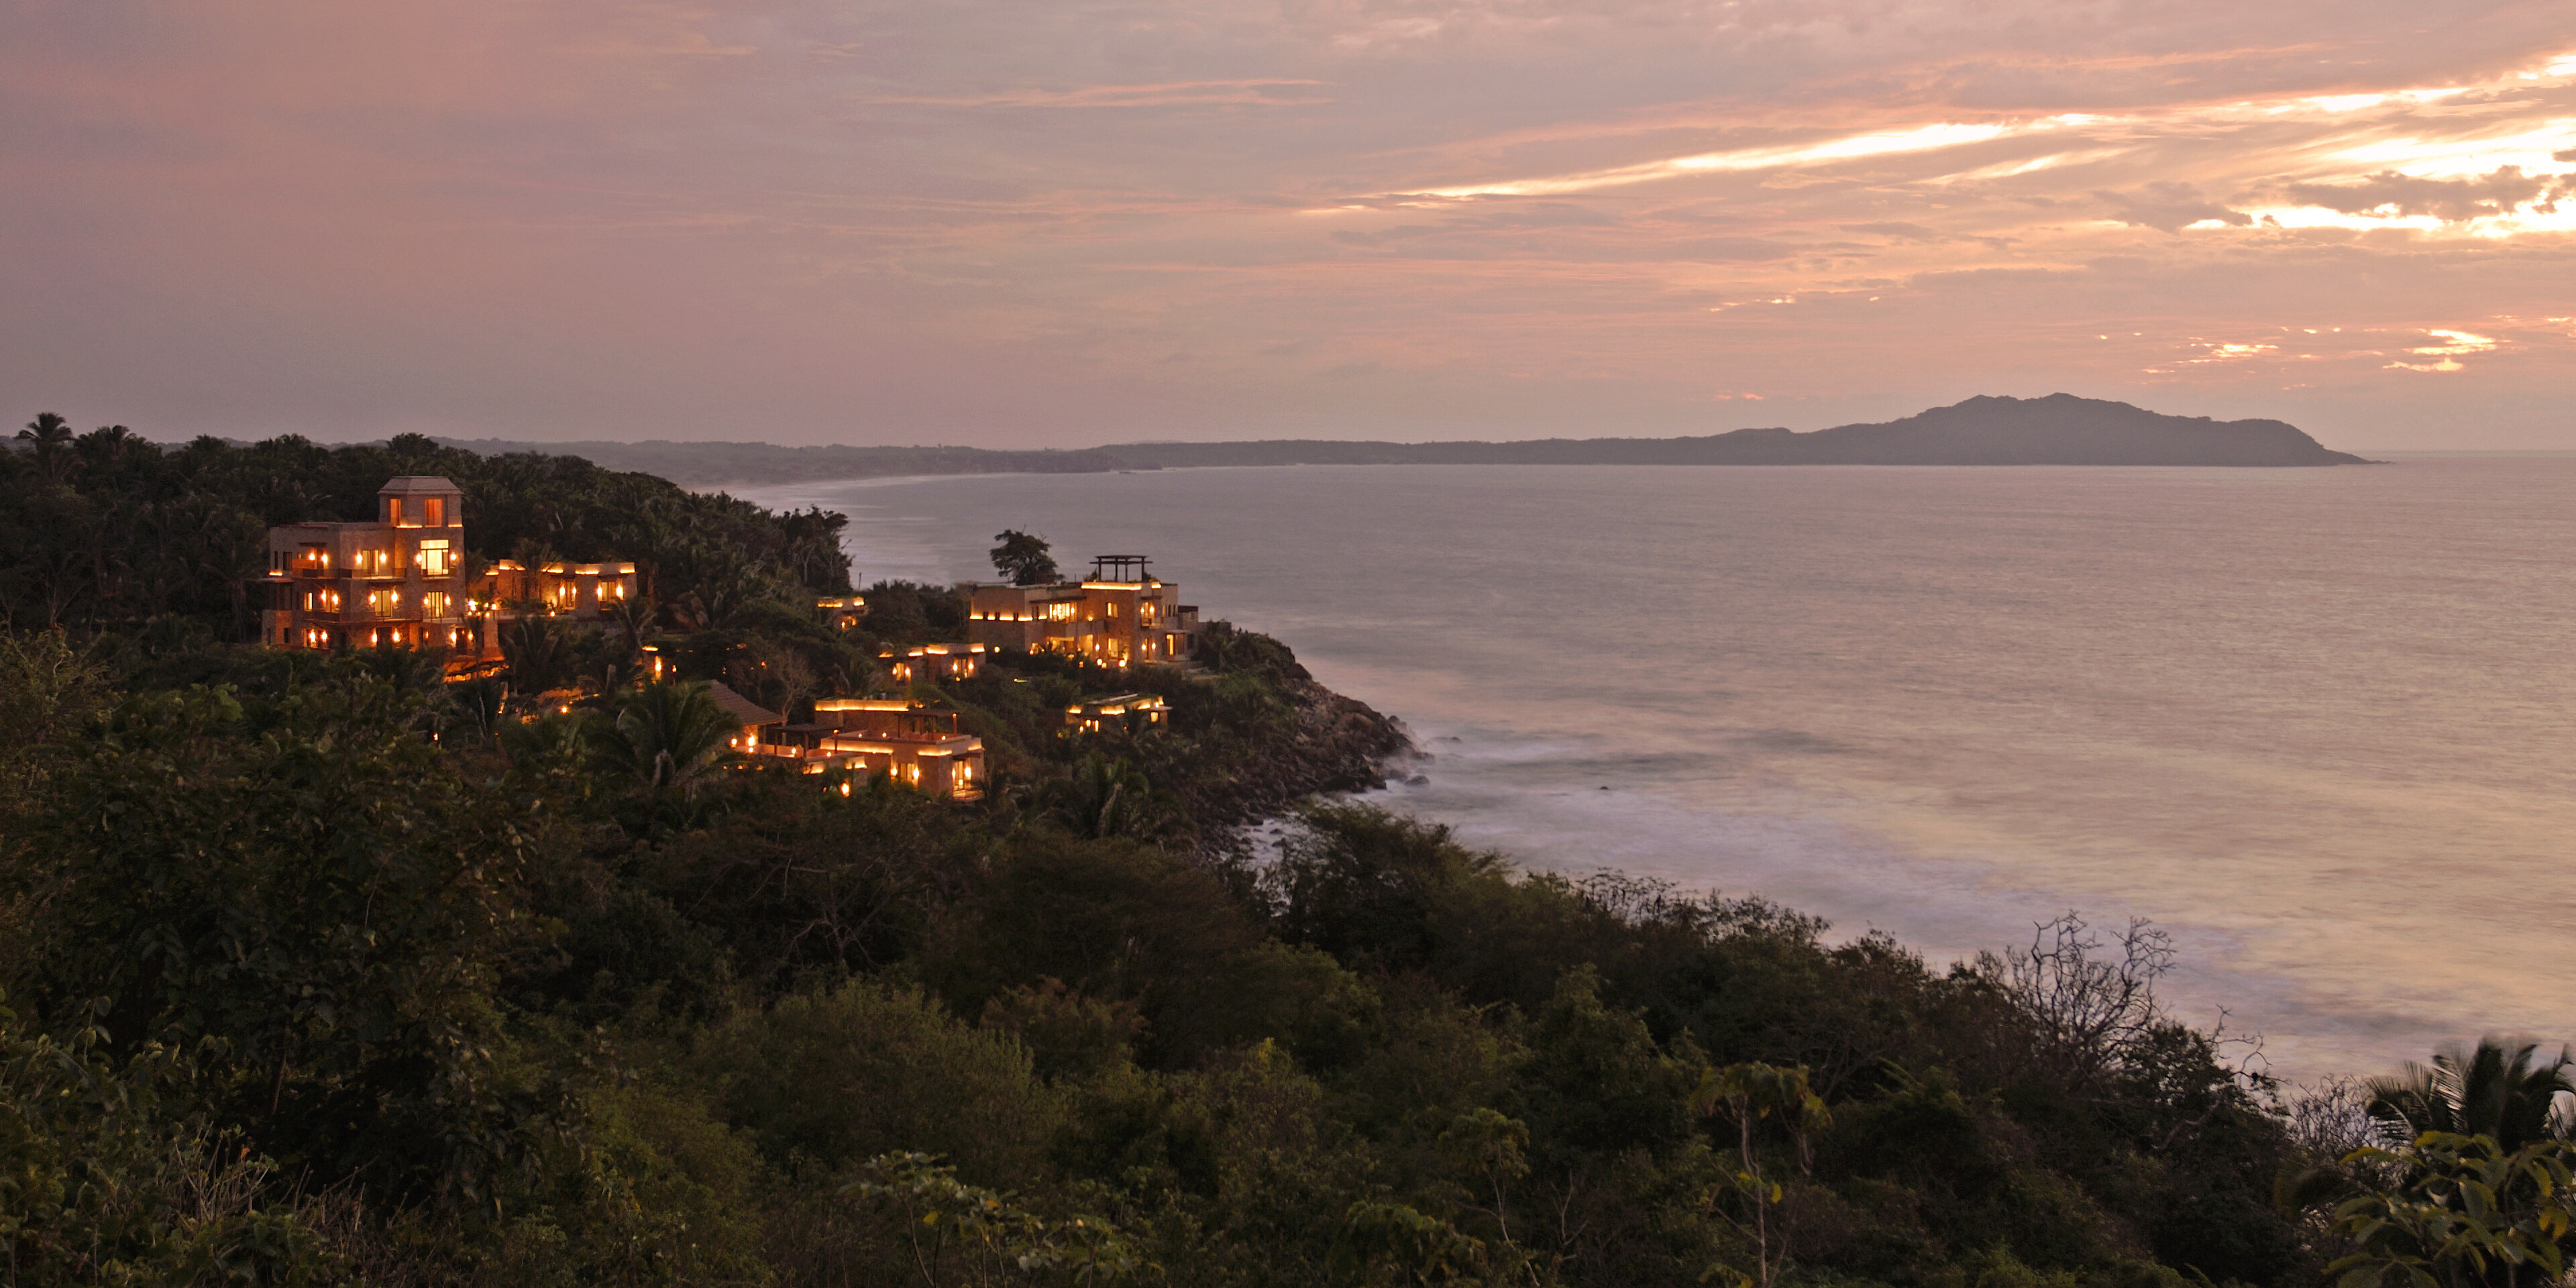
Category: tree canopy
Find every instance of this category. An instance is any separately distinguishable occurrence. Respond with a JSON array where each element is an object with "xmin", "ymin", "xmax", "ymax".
[
  {"xmin": 989, "ymin": 529, "xmax": 1061, "ymax": 586},
  {"xmin": 0, "ymin": 419, "xmax": 2536, "ymax": 1288}
]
